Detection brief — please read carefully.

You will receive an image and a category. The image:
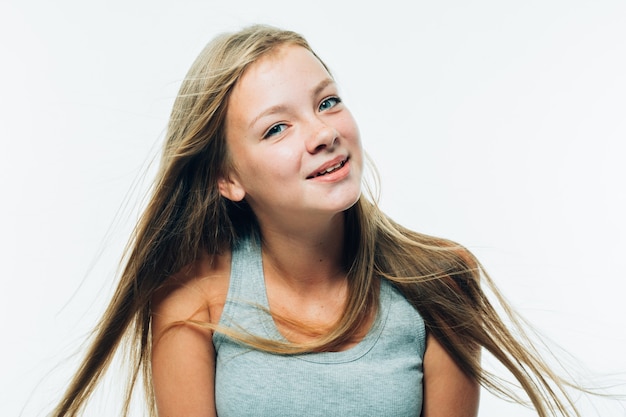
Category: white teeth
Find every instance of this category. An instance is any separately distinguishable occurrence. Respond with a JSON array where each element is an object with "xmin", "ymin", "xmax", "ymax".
[{"xmin": 317, "ymin": 160, "xmax": 345, "ymax": 176}]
